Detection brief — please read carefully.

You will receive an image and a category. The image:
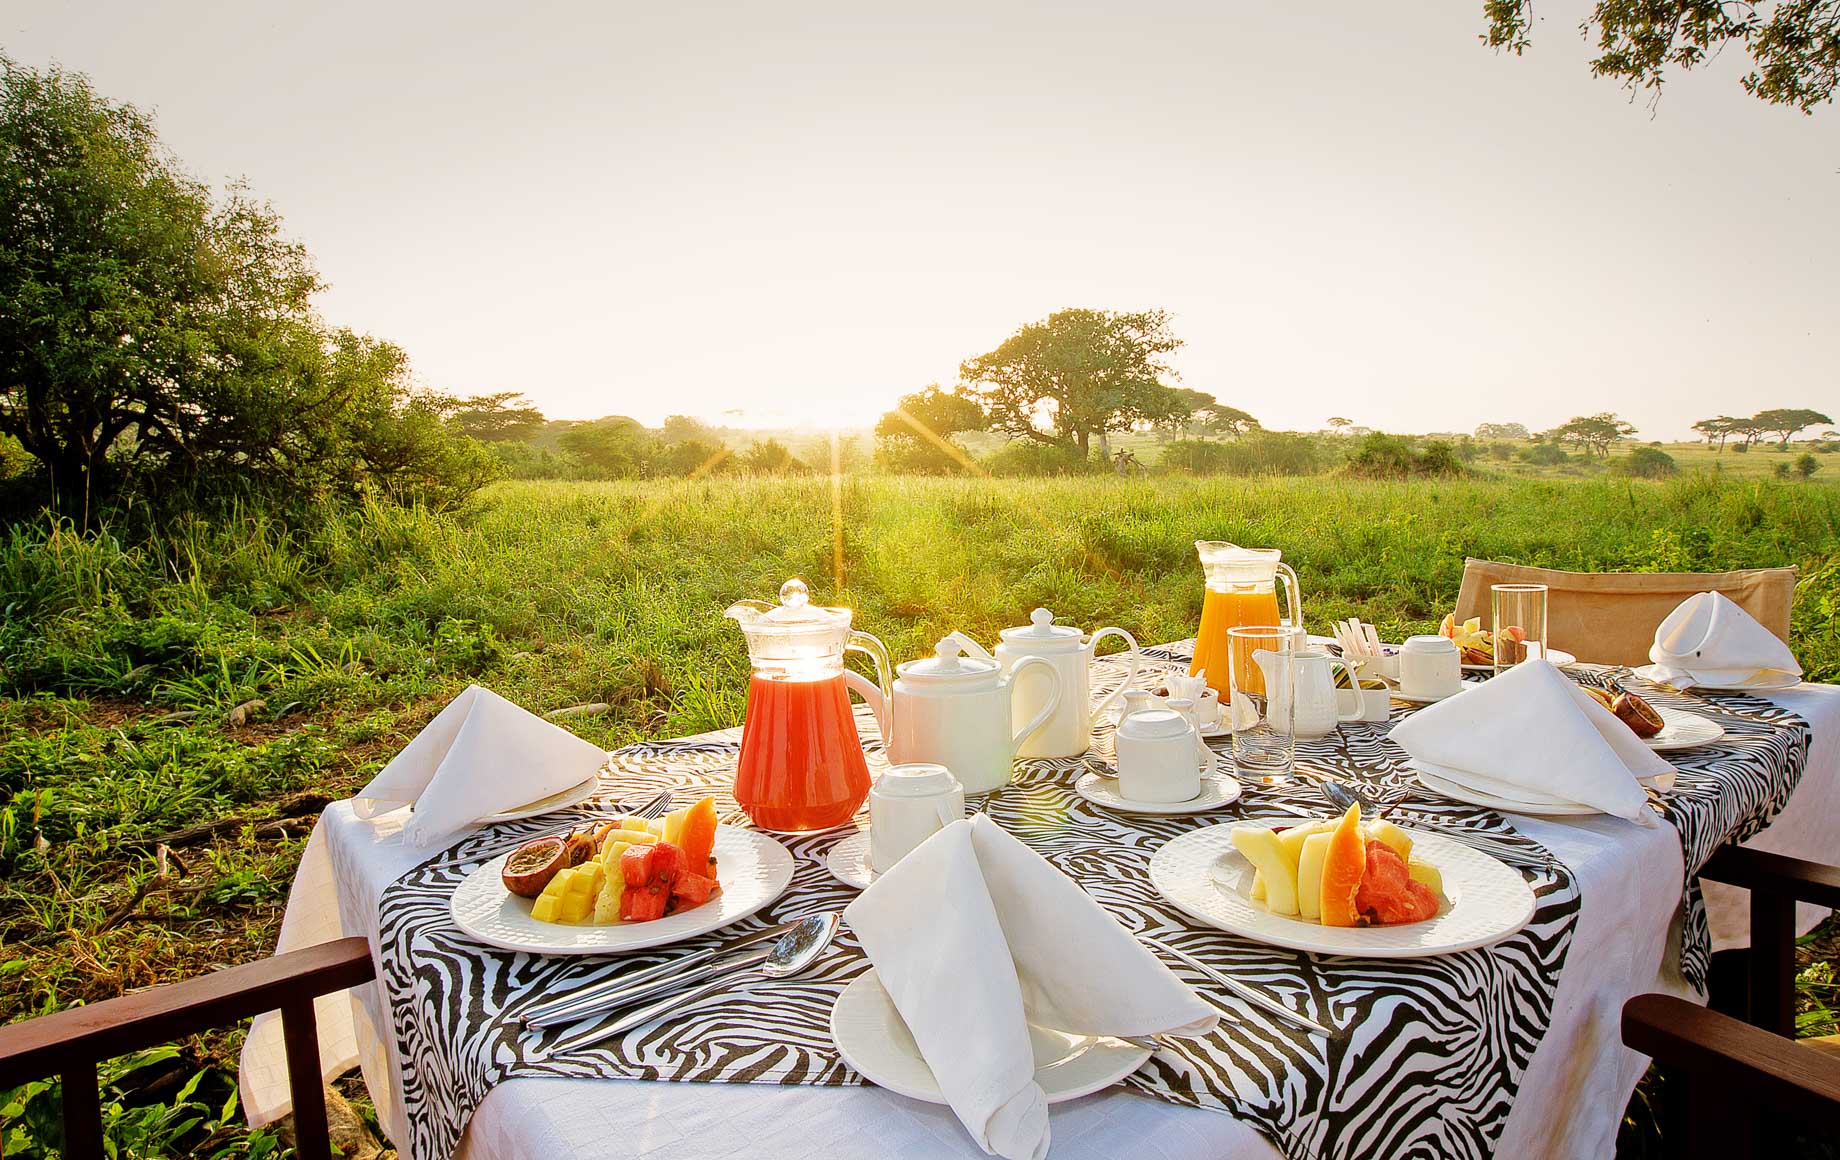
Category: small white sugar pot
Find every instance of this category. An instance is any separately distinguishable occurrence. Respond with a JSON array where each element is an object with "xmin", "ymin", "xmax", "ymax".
[
  {"xmin": 868, "ymin": 763, "xmax": 965, "ymax": 873},
  {"xmin": 1114, "ymin": 708, "xmax": 1202, "ymax": 803}
]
